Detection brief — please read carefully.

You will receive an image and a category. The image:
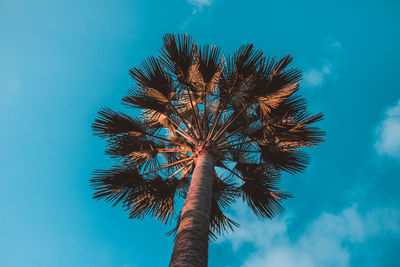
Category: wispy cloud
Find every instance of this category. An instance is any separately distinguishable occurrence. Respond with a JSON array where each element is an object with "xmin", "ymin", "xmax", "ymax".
[
  {"xmin": 187, "ymin": 0, "xmax": 213, "ymax": 8},
  {"xmin": 221, "ymin": 204, "xmax": 400, "ymax": 267},
  {"xmin": 302, "ymin": 39, "xmax": 343, "ymax": 88},
  {"xmin": 303, "ymin": 64, "xmax": 332, "ymax": 87},
  {"xmin": 180, "ymin": 9, "xmax": 198, "ymax": 30},
  {"xmin": 181, "ymin": 0, "xmax": 214, "ymax": 30},
  {"xmin": 375, "ymin": 99, "xmax": 400, "ymax": 159},
  {"xmin": 330, "ymin": 41, "xmax": 342, "ymax": 48}
]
